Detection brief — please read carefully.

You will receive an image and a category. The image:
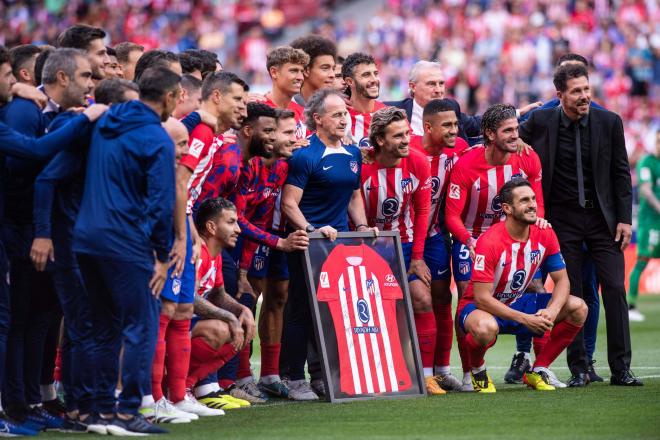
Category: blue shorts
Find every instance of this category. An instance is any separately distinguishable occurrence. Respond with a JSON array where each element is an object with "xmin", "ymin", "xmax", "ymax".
[
  {"xmin": 235, "ymin": 231, "xmax": 289, "ymax": 281},
  {"xmin": 161, "ymin": 222, "xmax": 195, "ymax": 304},
  {"xmin": 452, "ymin": 239, "xmax": 474, "ymax": 282},
  {"xmin": 402, "ymin": 233, "xmax": 451, "ymax": 282},
  {"xmin": 458, "ymin": 293, "xmax": 552, "ymax": 337}
]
